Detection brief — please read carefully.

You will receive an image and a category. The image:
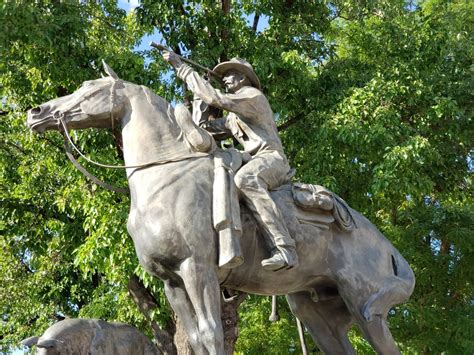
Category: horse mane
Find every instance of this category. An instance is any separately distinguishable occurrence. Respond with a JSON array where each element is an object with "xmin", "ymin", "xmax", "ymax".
[
  {"xmin": 139, "ymin": 85, "xmax": 184, "ymax": 142},
  {"xmin": 140, "ymin": 85, "xmax": 175, "ymax": 121},
  {"xmin": 140, "ymin": 85, "xmax": 162, "ymax": 106}
]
